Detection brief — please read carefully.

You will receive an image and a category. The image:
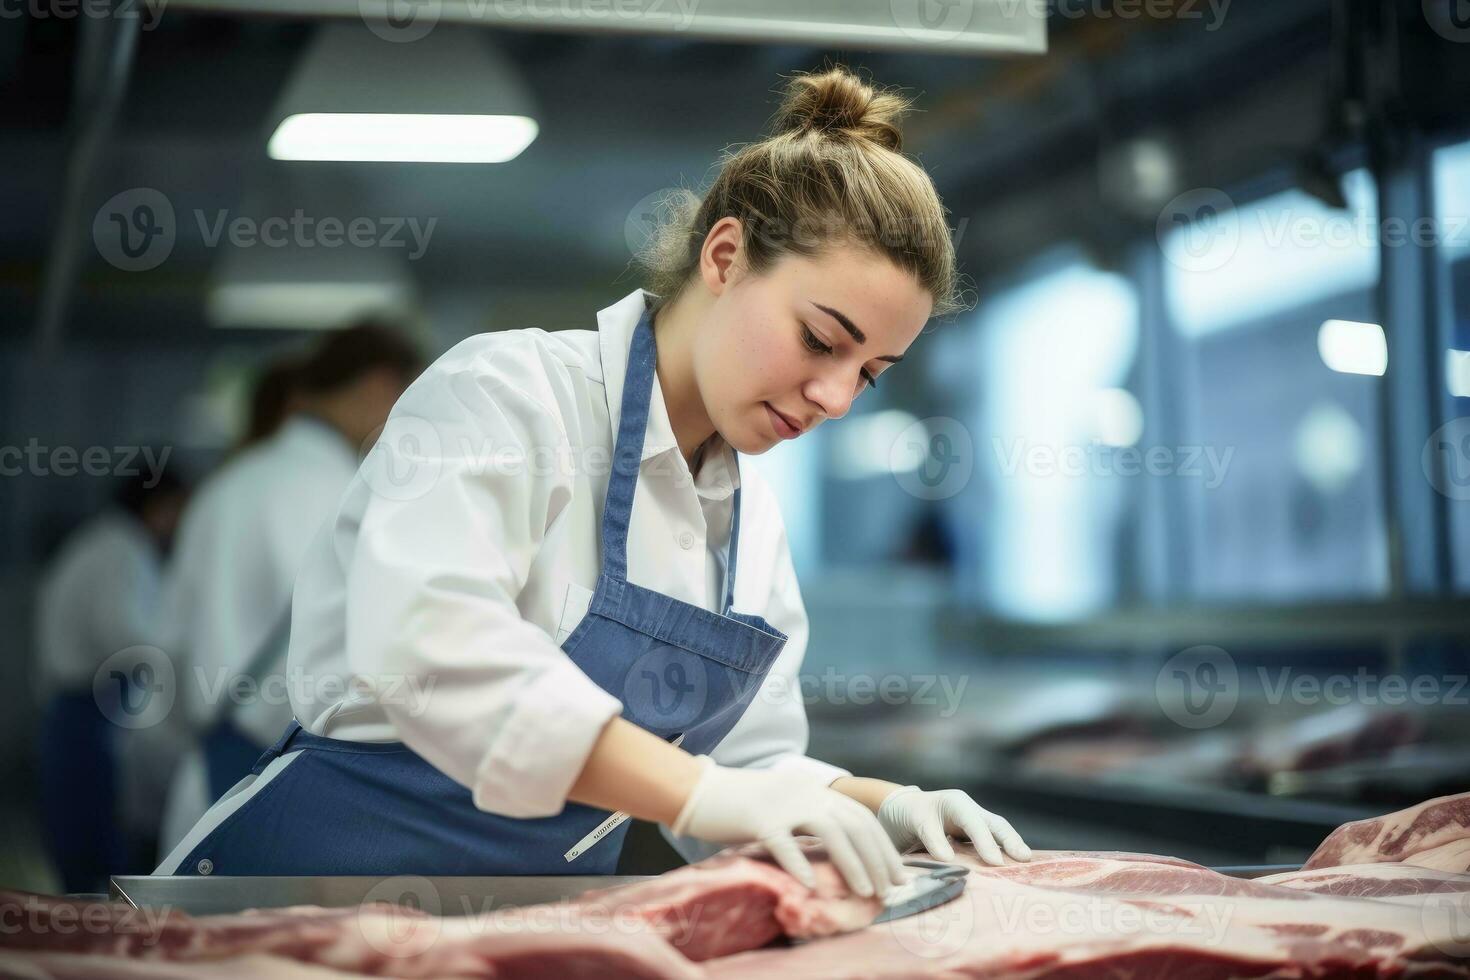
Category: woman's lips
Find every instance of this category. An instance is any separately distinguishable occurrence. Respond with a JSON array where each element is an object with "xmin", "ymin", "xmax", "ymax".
[{"xmin": 765, "ymin": 403, "xmax": 801, "ymax": 439}]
